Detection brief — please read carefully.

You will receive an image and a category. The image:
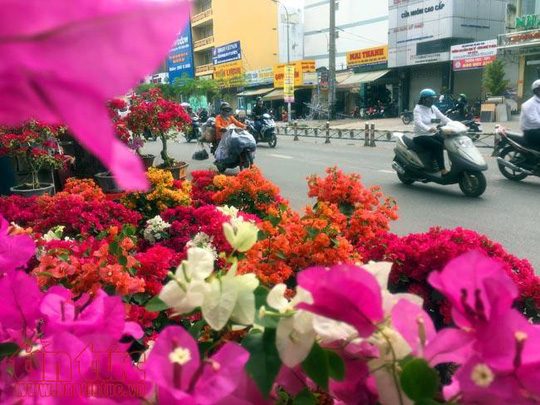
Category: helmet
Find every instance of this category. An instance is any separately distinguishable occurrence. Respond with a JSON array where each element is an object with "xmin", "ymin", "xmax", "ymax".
[
  {"xmin": 532, "ymin": 80, "xmax": 540, "ymax": 91},
  {"xmin": 256, "ymin": 97, "xmax": 263, "ymax": 102},
  {"xmin": 459, "ymin": 93, "xmax": 467, "ymax": 99},
  {"xmin": 220, "ymin": 102, "xmax": 232, "ymax": 112},
  {"xmin": 419, "ymin": 89, "xmax": 437, "ymax": 99}
]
